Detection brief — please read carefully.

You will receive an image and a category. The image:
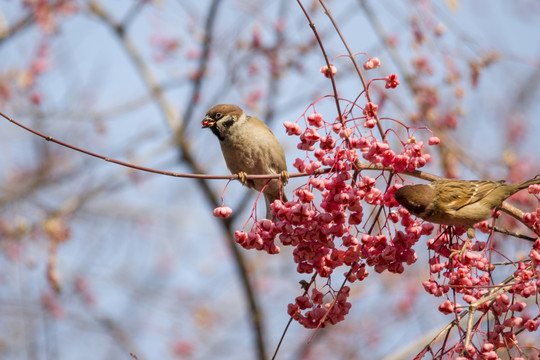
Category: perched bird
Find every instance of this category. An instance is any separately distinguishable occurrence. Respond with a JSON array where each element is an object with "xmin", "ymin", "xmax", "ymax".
[
  {"xmin": 394, "ymin": 178, "xmax": 540, "ymax": 248},
  {"xmin": 202, "ymin": 104, "xmax": 288, "ymax": 219}
]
